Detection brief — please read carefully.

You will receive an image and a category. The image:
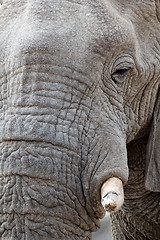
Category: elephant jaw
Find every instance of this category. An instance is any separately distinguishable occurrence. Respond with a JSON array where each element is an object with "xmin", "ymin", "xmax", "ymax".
[{"xmin": 101, "ymin": 177, "xmax": 124, "ymax": 213}]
